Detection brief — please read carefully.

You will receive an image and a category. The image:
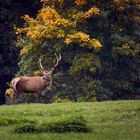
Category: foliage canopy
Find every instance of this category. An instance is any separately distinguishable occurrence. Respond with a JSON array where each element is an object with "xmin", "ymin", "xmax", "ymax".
[{"xmin": 2, "ymin": 0, "xmax": 140, "ymax": 103}]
